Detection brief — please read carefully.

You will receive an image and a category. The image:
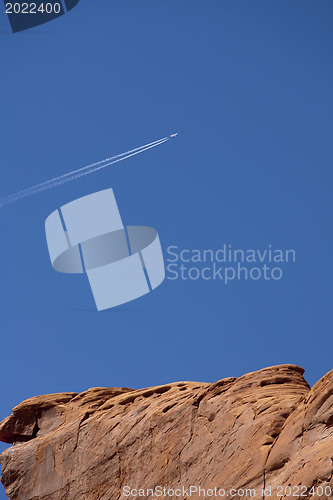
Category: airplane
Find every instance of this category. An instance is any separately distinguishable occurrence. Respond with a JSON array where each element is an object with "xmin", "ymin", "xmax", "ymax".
[{"xmin": 170, "ymin": 133, "xmax": 178, "ymax": 138}]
